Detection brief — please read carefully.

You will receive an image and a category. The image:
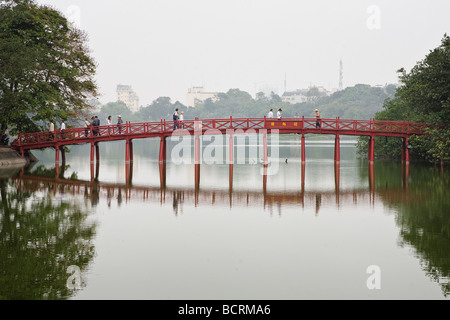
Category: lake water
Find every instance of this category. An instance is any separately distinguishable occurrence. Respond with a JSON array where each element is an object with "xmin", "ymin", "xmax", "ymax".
[{"xmin": 0, "ymin": 136, "xmax": 449, "ymax": 300}]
